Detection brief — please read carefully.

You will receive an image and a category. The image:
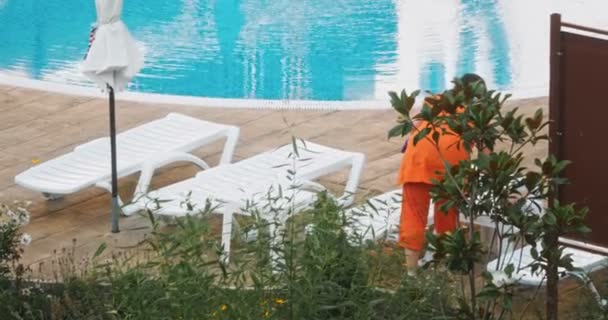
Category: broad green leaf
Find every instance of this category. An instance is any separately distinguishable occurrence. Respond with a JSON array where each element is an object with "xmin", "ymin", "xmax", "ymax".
[
  {"xmin": 93, "ymin": 242, "xmax": 107, "ymax": 259},
  {"xmin": 388, "ymin": 124, "xmax": 405, "ymax": 139},
  {"xmin": 553, "ymin": 160, "xmax": 572, "ymax": 174},
  {"xmin": 147, "ymin": 209, "xmax": 156, "ymax": 226},
  {"xmin": 291, "ymin": 136, "xmax": 300, "ymax": 157},
  {"xmin": 432, "ymin": 131, "xmax": 440, "ymax": 144},
  {"xmin": 543, "ymin": 212, "xmax": 557, "ymax": 226},
  {"xmin": 413, "ymin": 127, "xmax": 431, "ymax": 146}
]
